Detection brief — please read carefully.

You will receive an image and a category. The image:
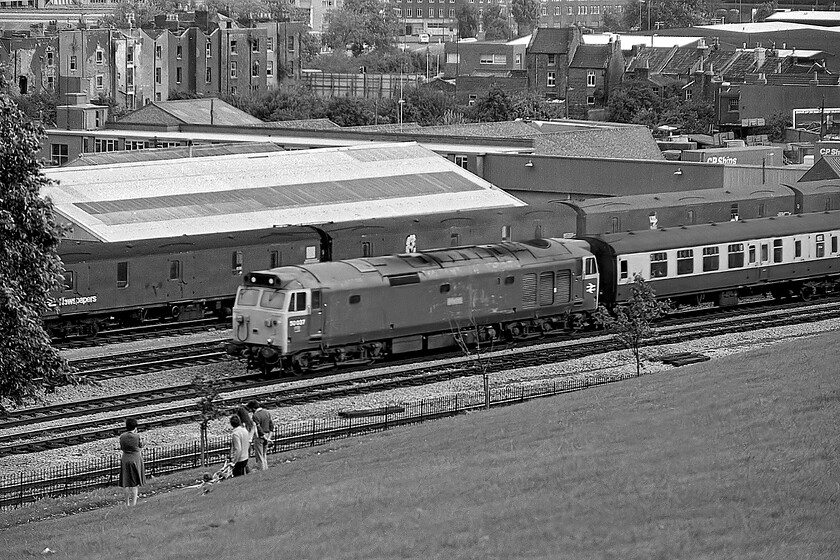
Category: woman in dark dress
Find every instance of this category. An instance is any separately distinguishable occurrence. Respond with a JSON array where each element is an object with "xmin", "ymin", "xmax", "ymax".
[{"xmin": 119, "ymin": 417, "xmax": 146, "ymax": 506}]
